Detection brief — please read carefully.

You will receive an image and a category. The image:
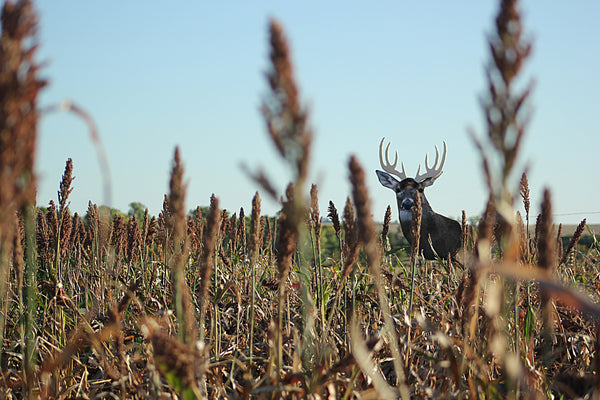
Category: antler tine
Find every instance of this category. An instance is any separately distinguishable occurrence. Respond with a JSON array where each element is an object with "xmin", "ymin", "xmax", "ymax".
[
  {"xmin": 415, "ymin": 141, "xmax": 447, "ymax": 183},
  {"xmin": 379, "ymin": 137, "xmax": 407, "ymax": 180}
]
